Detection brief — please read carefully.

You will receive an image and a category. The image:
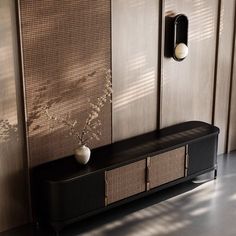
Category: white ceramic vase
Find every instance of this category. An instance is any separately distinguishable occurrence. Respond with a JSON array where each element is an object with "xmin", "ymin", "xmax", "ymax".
[{"xmin": 74, "ymin": 145, "xmax": 91, "ymax": 165}]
